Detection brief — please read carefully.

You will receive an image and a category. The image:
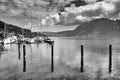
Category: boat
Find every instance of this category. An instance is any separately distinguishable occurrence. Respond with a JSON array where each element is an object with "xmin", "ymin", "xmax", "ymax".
[
  {"xmin": 1, "ymin": 23, "xmax": 17, "ymax": 44},
  {"xmin": 34, "ymin": 37, "xmax": 43, "ymax": 44},
  {"xmin": 4, "ymin": 36, "xmax": 17, "ymax": 44},
  {"xmin": 27, "ymin": 38, "xmax": 35, "ymax": 44},
  {"xmin": 16, "ymin": 38, "xmax": 31, "ymax": 44},
  {"xmin": 43, "ymin": 37, "xmax": 54, "ymax": 45}
]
